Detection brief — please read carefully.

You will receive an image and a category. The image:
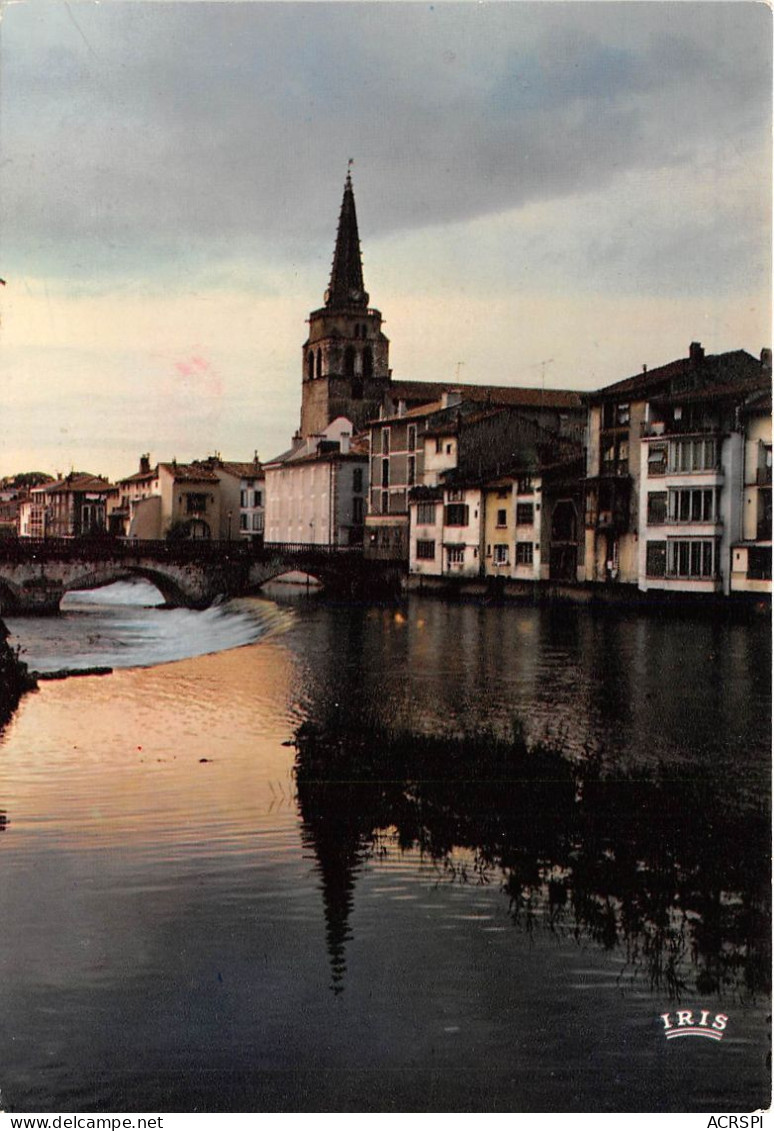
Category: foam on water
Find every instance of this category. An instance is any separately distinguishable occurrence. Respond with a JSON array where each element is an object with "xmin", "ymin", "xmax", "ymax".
[{"xmin": 6, "ymin": 579, "xmax": 294, "ymax": 672}]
